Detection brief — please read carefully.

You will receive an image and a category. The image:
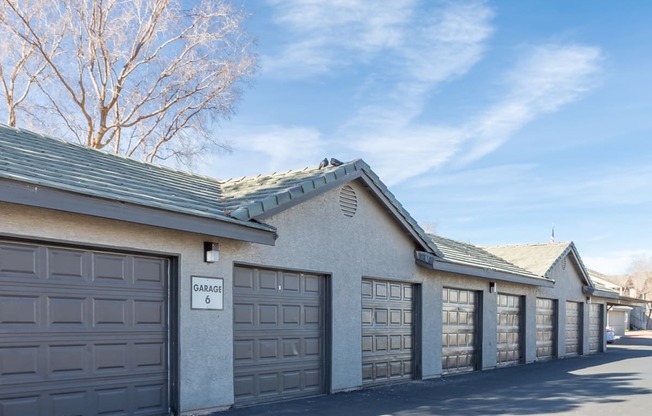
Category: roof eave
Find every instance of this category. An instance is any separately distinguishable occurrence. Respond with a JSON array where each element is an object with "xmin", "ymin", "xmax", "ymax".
[
  {"xmin": 416, "ymin": 251, "xmax": 554, "ymax": 287},
  {"xmin": 1, "ymin": 178, "xmax": 278, "ymax": 245},
  {"xmin": 582, "ymin": 285, "xmax": 620, "ymax": 299}
]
